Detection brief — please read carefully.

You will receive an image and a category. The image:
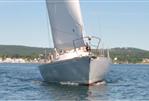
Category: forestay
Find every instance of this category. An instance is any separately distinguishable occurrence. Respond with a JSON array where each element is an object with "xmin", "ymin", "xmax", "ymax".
[{"xmin": 46, "ymin": 0, "xmax": 85, "ymax": 50}]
